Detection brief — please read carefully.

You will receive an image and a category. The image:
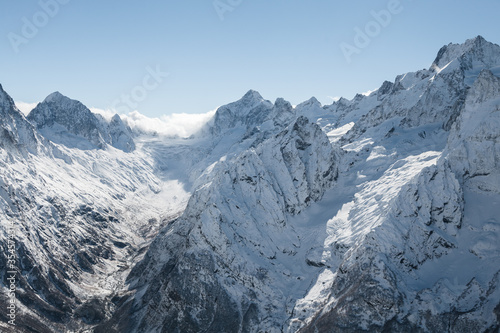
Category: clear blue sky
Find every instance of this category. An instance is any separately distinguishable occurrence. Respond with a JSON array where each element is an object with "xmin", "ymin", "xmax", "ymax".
[{"xmin": 1, "ymin": 0, "xmax": 499, "ymax": 117}]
